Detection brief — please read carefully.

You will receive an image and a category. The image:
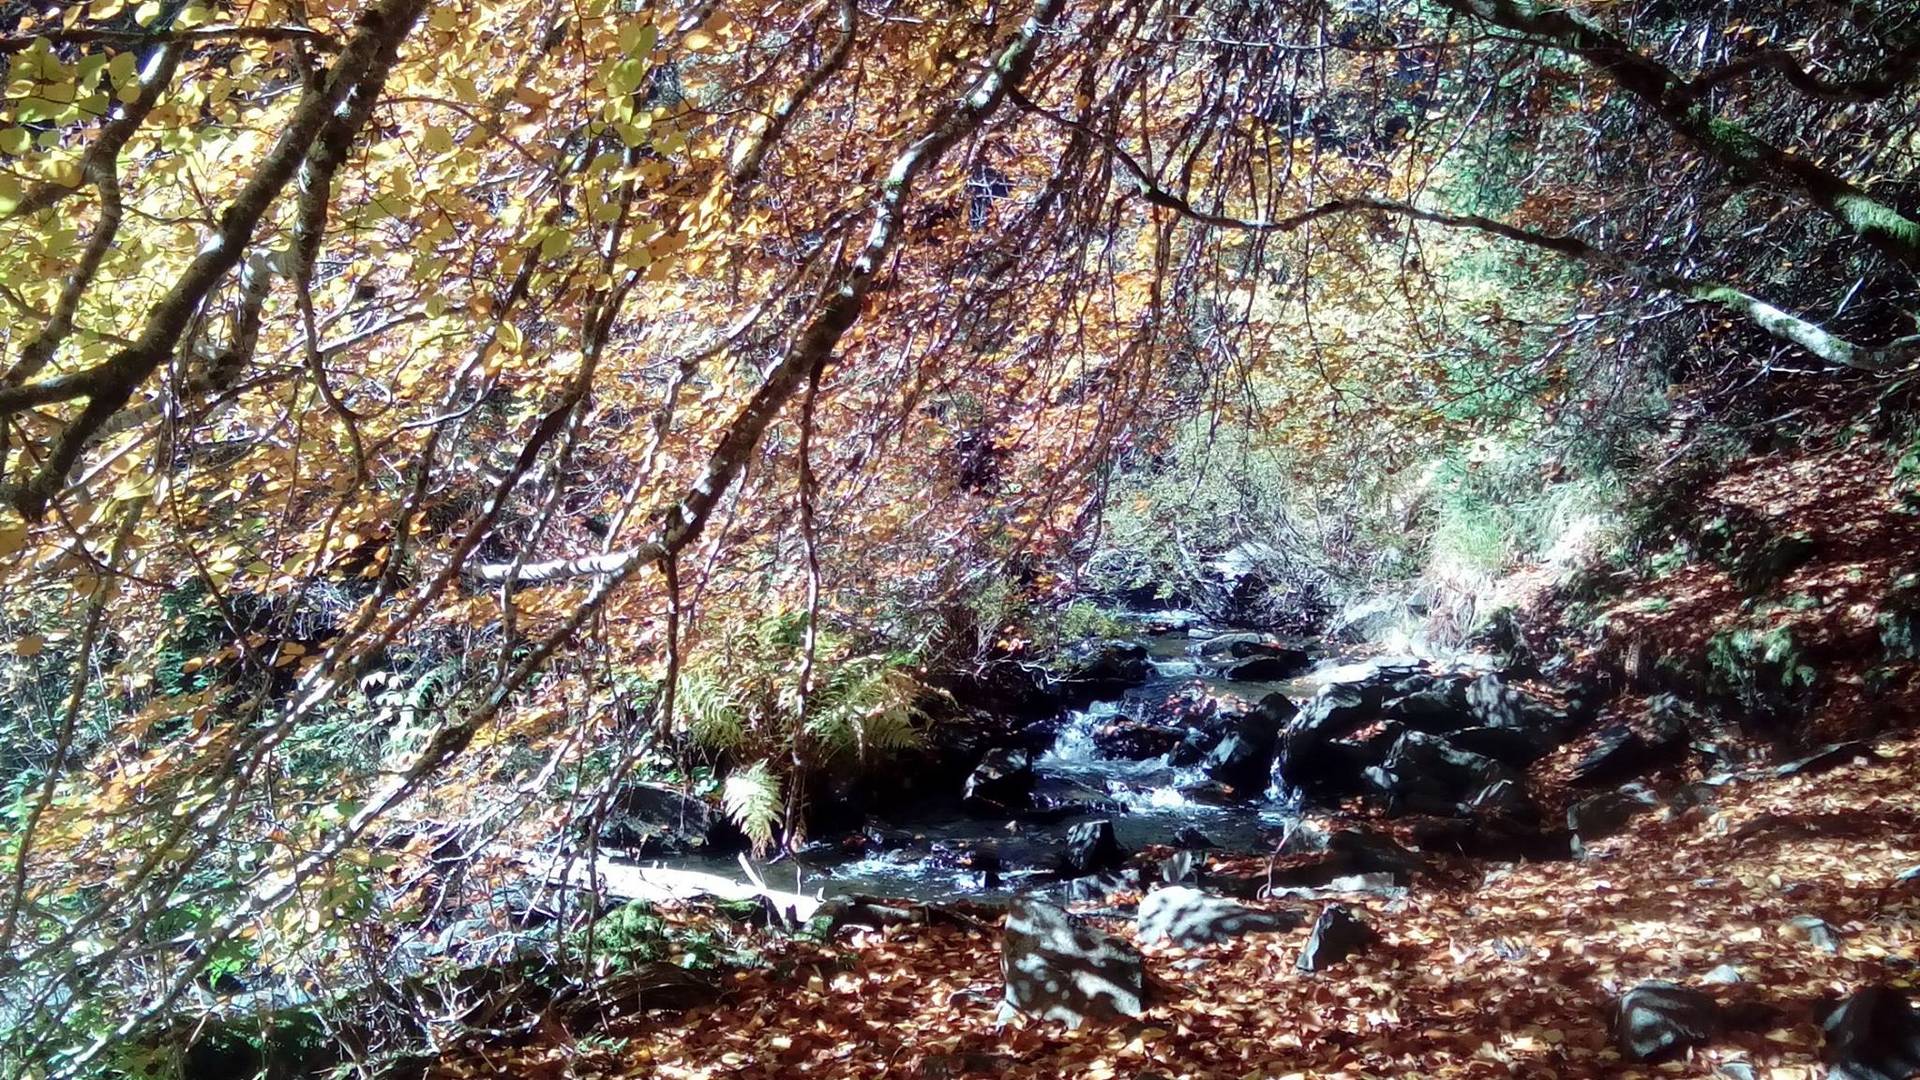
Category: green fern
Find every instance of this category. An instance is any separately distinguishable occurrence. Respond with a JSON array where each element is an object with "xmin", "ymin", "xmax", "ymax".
[
  {"xmin": 722, "ymin": 760, "xmax": 783, "ymax": 853},
  {"xmin": 806, "ymin": 660, "xmax": 922, "ymax": 762},
  {"xmin": 676, "ymin": 670, "xmax": 745, "ymax": 751}
]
